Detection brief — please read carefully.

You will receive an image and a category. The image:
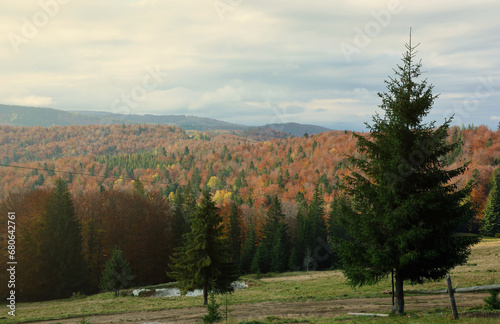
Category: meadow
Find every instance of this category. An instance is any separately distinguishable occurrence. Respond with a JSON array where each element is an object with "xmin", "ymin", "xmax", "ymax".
[{"xmin": 2, "ymin": 238, "xmax": 499, "ymax": 323}]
